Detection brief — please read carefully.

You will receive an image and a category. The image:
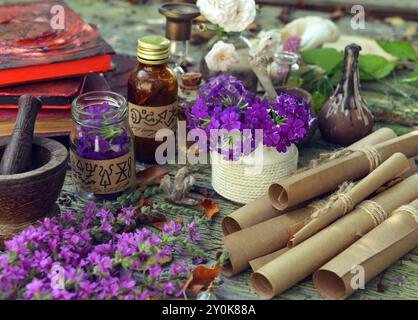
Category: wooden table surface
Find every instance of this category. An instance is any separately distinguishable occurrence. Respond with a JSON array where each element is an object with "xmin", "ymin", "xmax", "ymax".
[{"xmin": 1, "ymin": 0, "xmax": 417, "ymax": 300}]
